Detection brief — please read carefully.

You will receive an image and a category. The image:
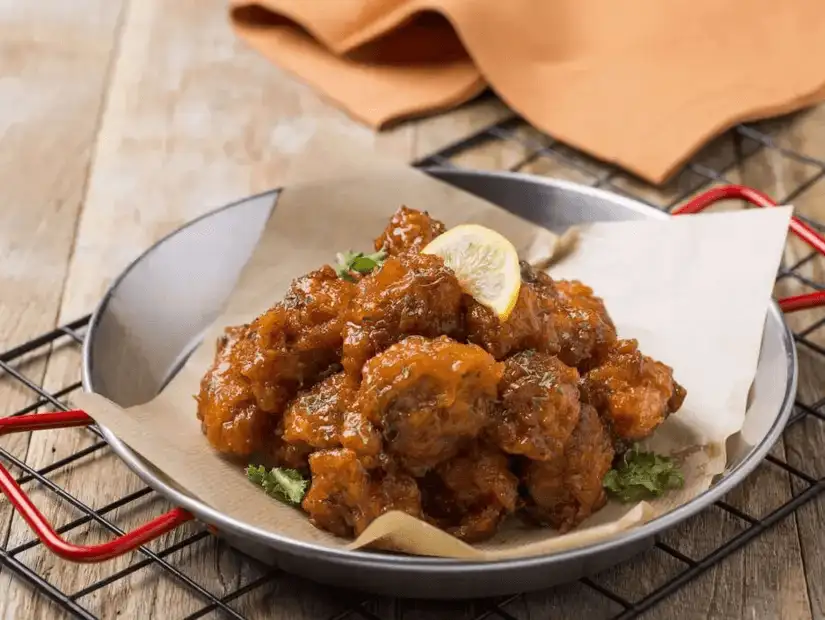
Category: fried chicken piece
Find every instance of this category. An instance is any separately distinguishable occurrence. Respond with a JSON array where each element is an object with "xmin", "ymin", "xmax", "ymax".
[
  {"xmin": 374, "ymin": 205, "xmax": 446, "ymax": 256},
  {"xmin": 492, "ymin": 351, "xmax": 581, "ymax": 461},
  {"xmin": 196, "ymin": 326, "xmax": 270, "ymax": 456},
  {"xmin": 239, "ymin": 266, "xmax": 355, "ymax": 414},
  {"xmin": 264, "ymin": 419, "xmax": 314, "ymax": 471},
  {"xmin": 523, "ymin": 404, "xmax": 615, "ymax": 532},
  {"xmin": 465, "ymin": 263, "xmax": 561, "ymax": 360},
  {"xmin": 470, "ymin": 262, "xmax": 613, "ymax": 368},
  {"xmin": 581, "ymin": 339, "xmax": 686, "ymax": 441},
  {"xmin": 342, "ymin": 253, "xmax": 464, "ymax": 378},
  {"xmin": 551, "ymin": 278, "xmax": 617, "ymax": 370},
  {"xmin": 343, "ymin": 336, "xmax": 503, "ymax": 476},
  {"xmin": 302, "ymin": 448, "xmax": 422, "ymax": 538},
  {"xmin": 282, "ymin": 371, "xmax": 356, "ymax": 449},
  {"xmin": 421, "ymin": 444, "xmax": 519, "ymax": 542}
]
